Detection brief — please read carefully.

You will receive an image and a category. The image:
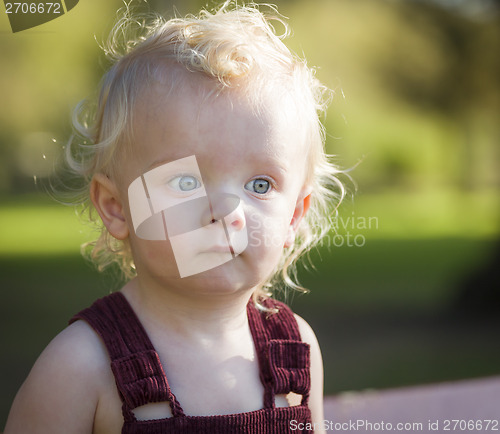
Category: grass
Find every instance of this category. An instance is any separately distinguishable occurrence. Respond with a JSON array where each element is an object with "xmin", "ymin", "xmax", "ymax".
[
  {"xmin": 0, "ymin": 196, "xmax": 94, "ymax": 255},
  {"xmin": 291, "ymin": 239, "xmax": 500, "ymax": 393}
]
